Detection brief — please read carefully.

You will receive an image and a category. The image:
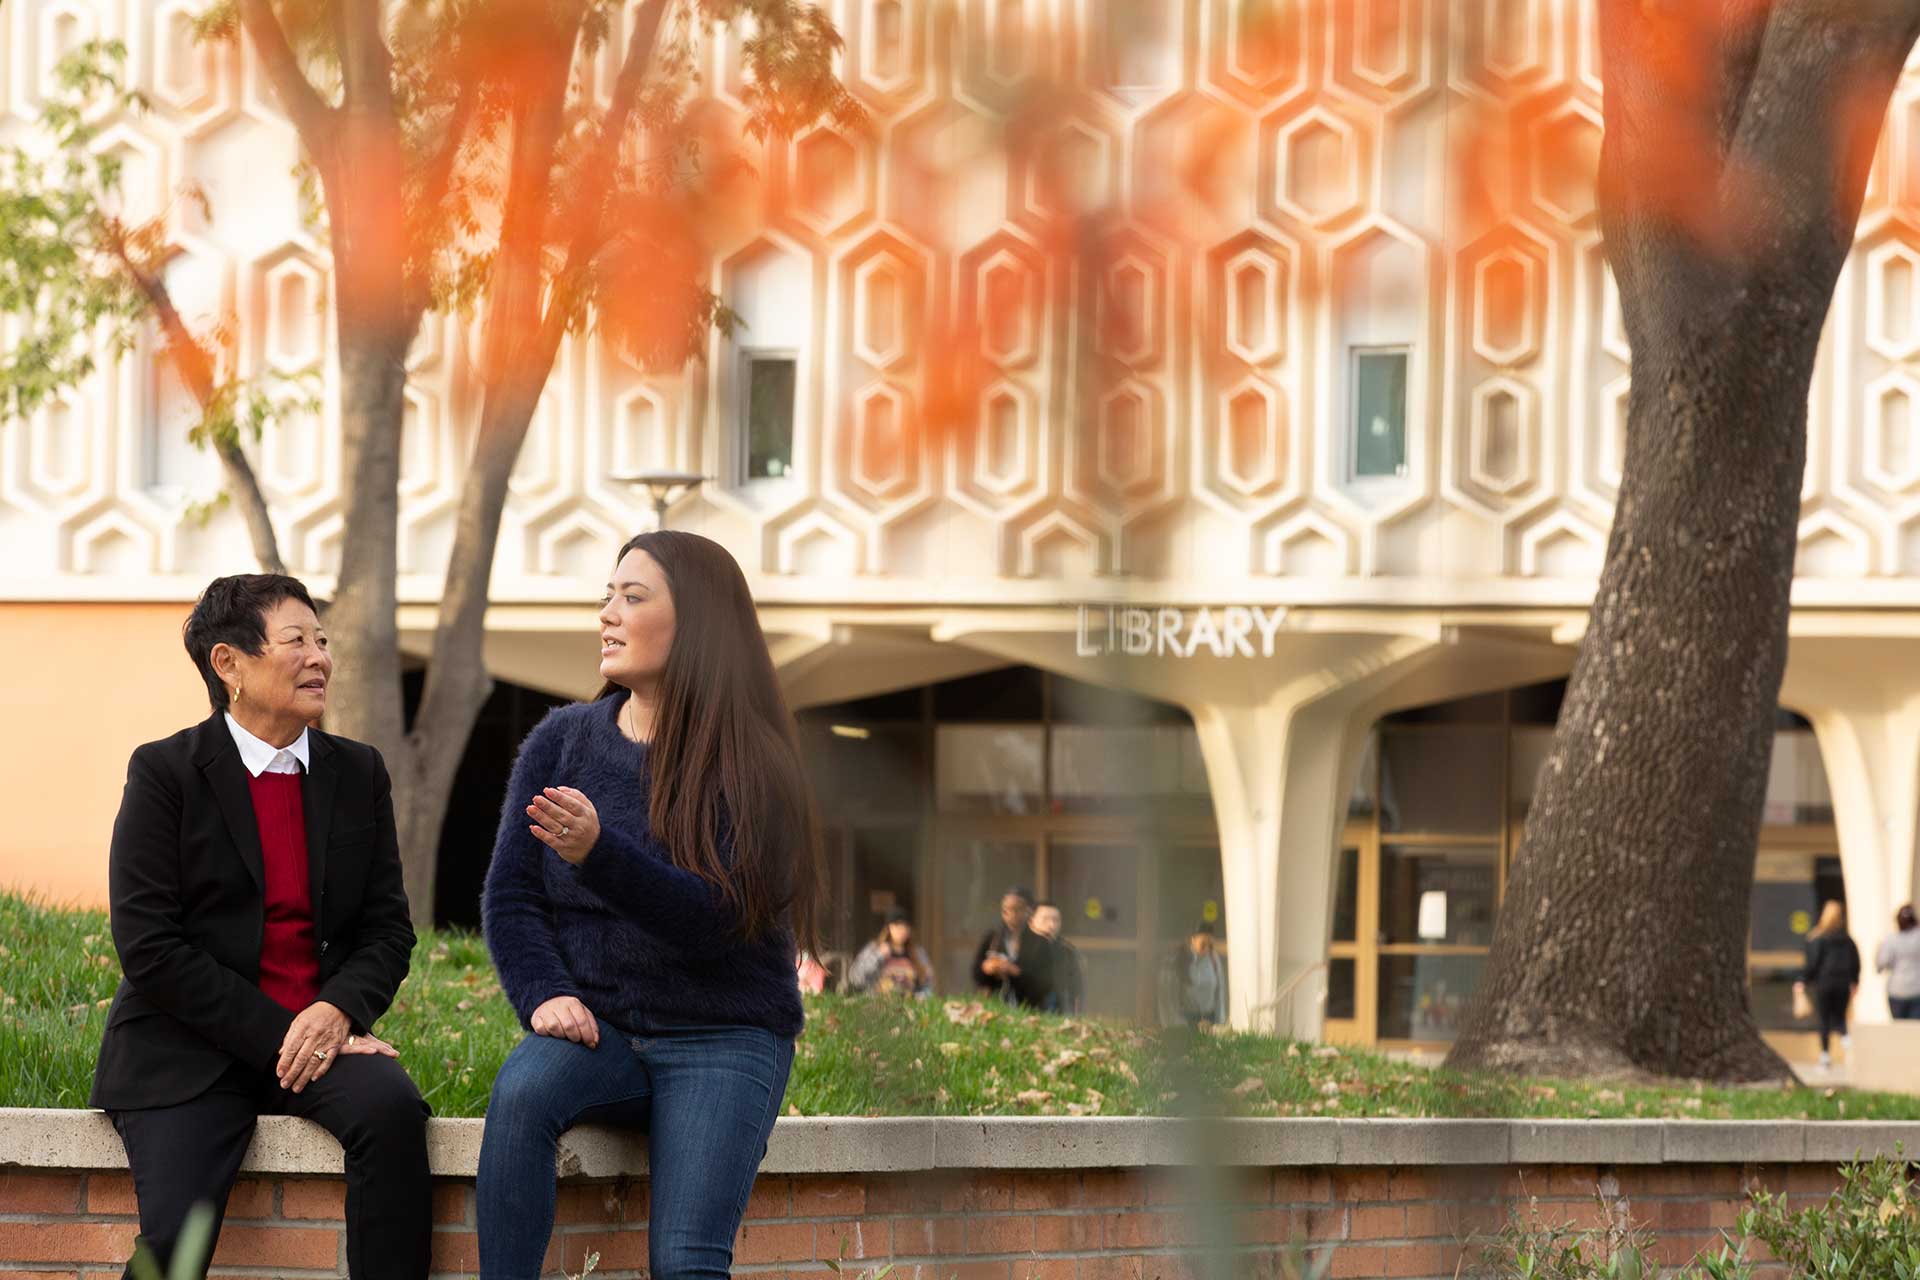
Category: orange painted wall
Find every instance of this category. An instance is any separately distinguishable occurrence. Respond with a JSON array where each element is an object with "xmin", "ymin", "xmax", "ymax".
[{"xmin": 0, "ymin": 603, "xmax": 208, "ymax": 907}]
